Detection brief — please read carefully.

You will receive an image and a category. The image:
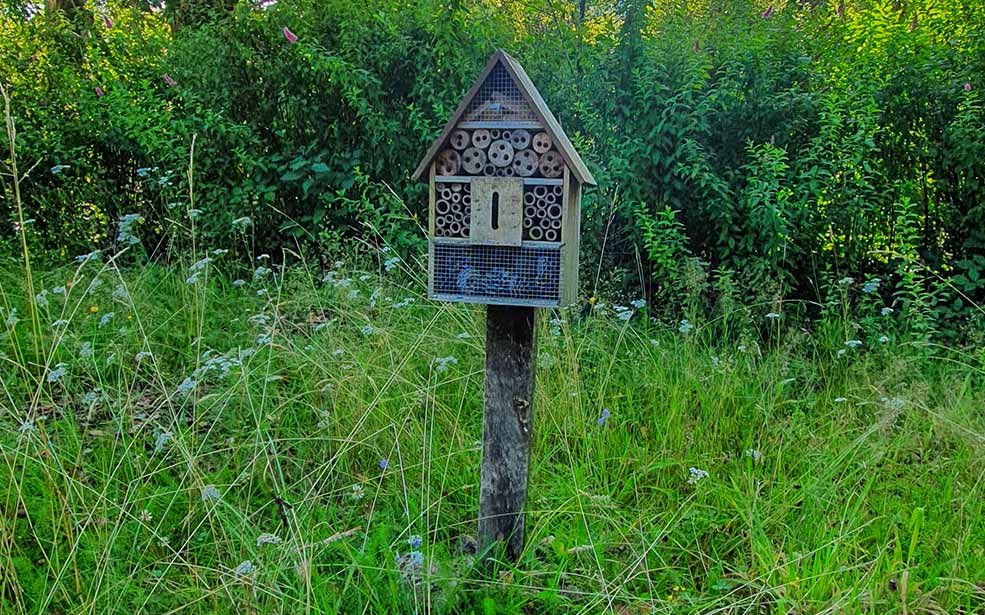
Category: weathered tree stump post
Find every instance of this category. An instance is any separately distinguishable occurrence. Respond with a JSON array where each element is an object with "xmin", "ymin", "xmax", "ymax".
[{"xmin": 478, "ymin": 305, "xmax": 537, "ymax": 561}]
